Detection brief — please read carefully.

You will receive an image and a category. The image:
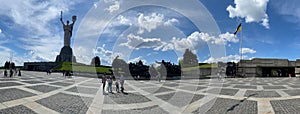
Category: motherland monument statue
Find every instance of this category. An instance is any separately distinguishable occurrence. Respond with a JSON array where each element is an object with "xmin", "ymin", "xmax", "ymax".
[{"xmin": 55, "ymin": 11, "xmax": 76, "ymax": 62}]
